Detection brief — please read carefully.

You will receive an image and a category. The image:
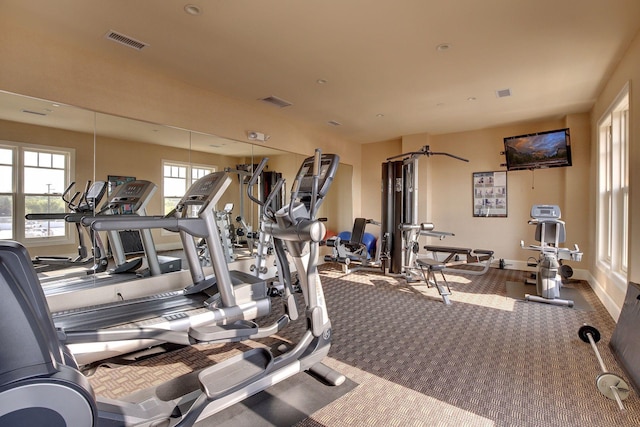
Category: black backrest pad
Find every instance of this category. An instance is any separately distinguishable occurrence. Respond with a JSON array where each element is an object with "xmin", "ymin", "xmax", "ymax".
[
  {"xmin": 350, "ymin": 218, "xmax": 367, "ymax": 244},
  {"xmin": 0, "ymin": 241, "xmax": 63, "ymax": 387}
]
